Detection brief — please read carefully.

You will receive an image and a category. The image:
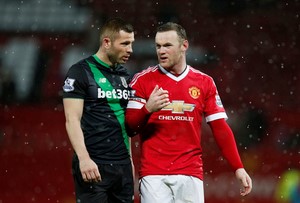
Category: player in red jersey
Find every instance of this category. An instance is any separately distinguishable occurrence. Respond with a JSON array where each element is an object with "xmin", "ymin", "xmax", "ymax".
[{"xmin": 126, "ymin": 22, "xmax": 252, "ymax": 202}]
